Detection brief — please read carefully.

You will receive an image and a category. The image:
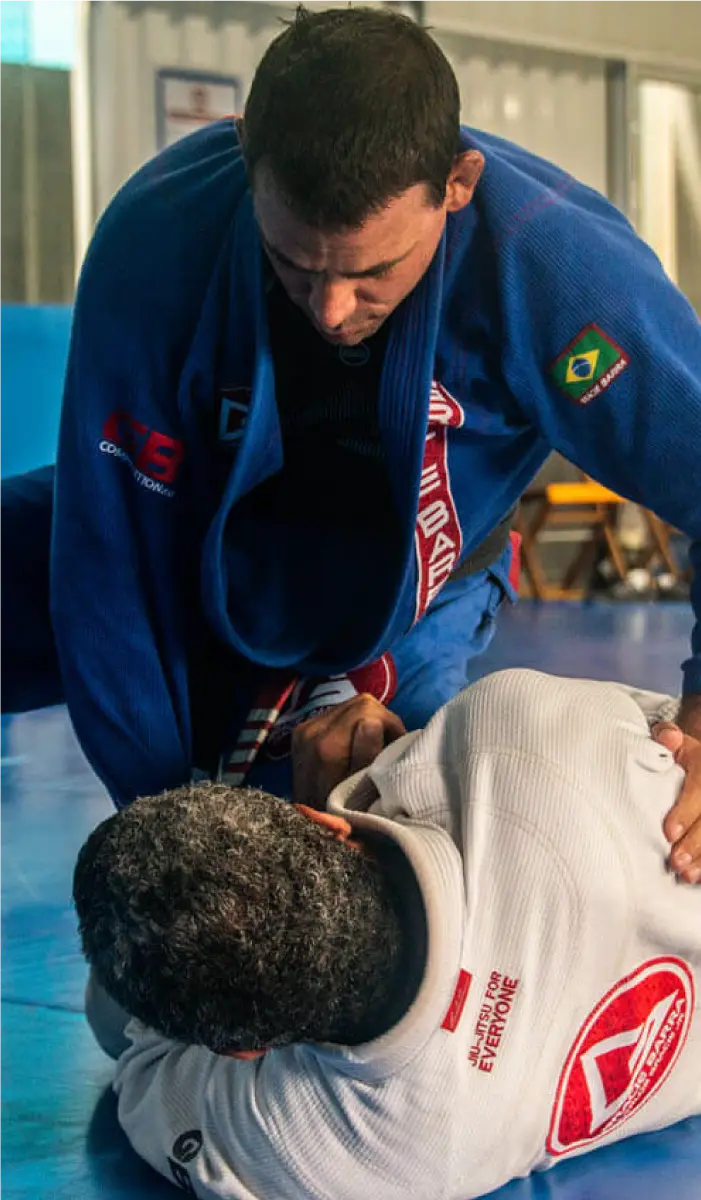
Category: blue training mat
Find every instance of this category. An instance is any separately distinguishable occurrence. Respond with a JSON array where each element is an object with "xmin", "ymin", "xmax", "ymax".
[
  {"xmin": 2, "ymin": 602, "xmax": 700, "ymax": 1199},
  {"xmin": 1, "ymin": 304, "xmax": 72, "ymax": 480}
]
